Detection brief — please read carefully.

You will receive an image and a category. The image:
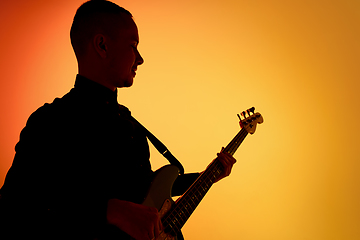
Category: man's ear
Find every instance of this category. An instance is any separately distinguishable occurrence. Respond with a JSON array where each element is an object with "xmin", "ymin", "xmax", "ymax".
[{"xmin": 93, "ymin": 34, "xmax": 107, "ymax": 58}]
